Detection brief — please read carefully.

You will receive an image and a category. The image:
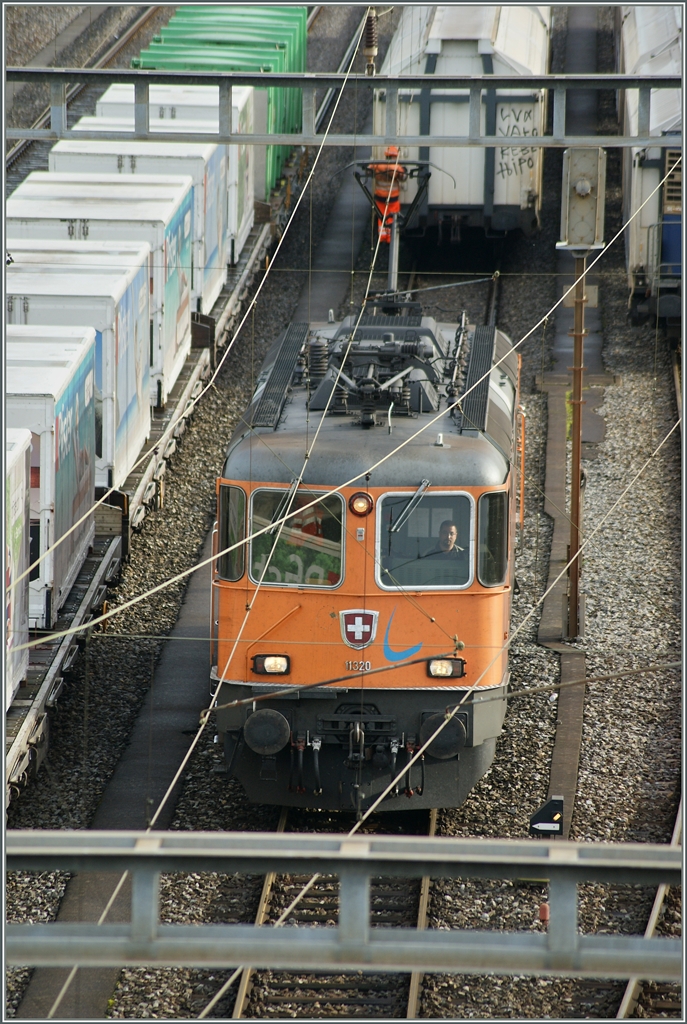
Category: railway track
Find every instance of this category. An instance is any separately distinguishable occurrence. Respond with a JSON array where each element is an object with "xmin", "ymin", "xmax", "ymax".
[
  {"xmin": 615, "ymin": 801, "xmax": 683, "ymax": 1020},
  {"xmin": 229, "ymin": 809, "xmax": 439, "ymax": 1020},
  {"xmin": 6, "ymin": 6, "xmax": 682, "ymax": 1021},
  {"xmin": 5, "ymin": 6, "xmax": 163, "ymax": 173}
]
